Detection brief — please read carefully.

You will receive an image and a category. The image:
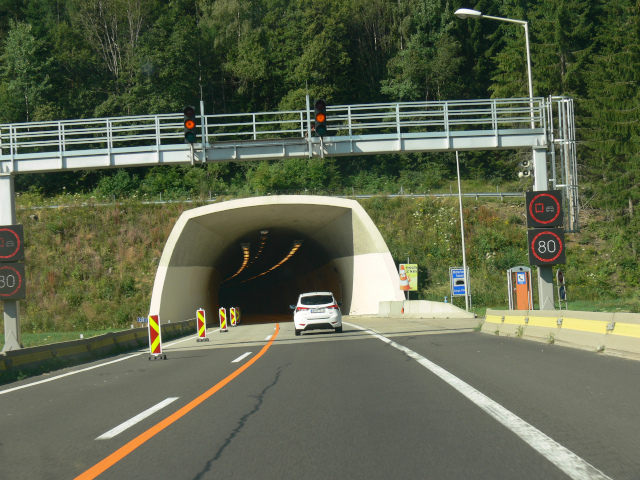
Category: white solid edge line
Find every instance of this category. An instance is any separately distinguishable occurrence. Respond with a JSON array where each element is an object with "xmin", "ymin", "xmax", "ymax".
[
  {"xmin": 0, "ymin": 353, "xmax": 144, "ymax": 395},
  {"xmin": 0, "ymin": 333, "xmax": 199, "ymax": 395},
  {"xmin": 96, "ymin": 397, "xmax": 179, "ymax": 440},
  {"xmin": 343, "ymin": 322, "xmax": 612, "ymax": 480},
  {"xmin": 232, "ymin": 352, "xmax": 252, "ymax": 363}
]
